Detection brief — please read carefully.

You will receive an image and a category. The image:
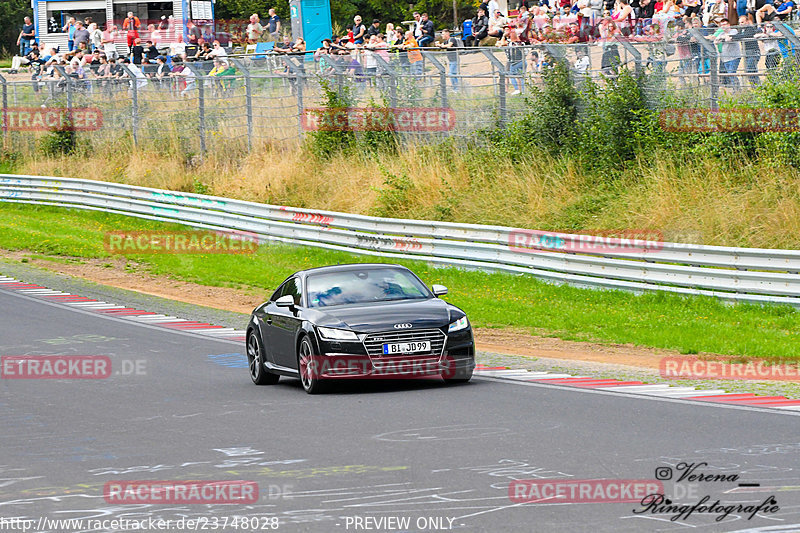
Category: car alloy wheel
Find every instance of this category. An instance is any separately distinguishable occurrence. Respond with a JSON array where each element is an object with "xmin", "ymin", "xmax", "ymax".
[
  {"xmin": 247, "ymin": 331, "xmax": 279, "ymax": 385},
  {"xmin": 298, "ymin": 336, "xmax": 324, "ymax": 394}
]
